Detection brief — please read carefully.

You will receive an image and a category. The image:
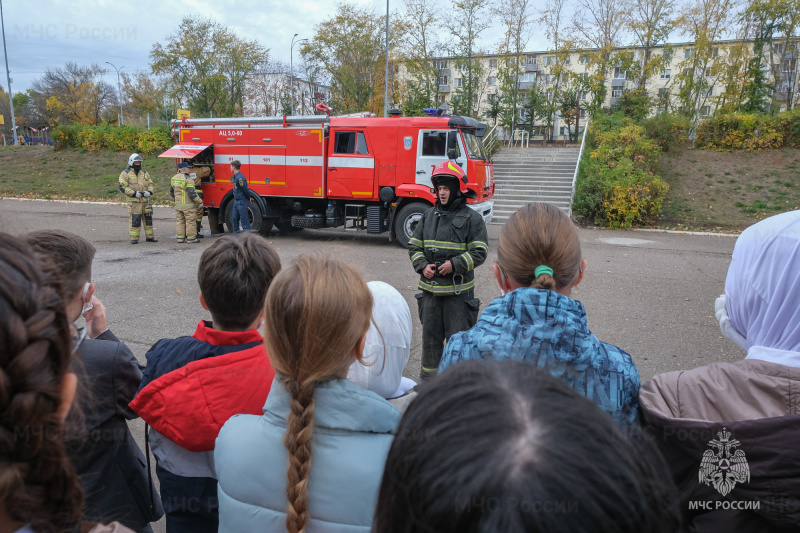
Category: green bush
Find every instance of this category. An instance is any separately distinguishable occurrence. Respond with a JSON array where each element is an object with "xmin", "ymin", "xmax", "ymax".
[
  {"xmin": 696, "ymin": 110, "xmax": 800, "ymax": 151},
  {"xmin": 53, "ymin": 124, "xmax": 173, "ymax": 154},
  {"xmin": 573, "ymin": 113, "xmax": 669, "ymax": 228},
  {"xmin": 642, "ymin": 113, "xmax": 690, "ymax": 152}
]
